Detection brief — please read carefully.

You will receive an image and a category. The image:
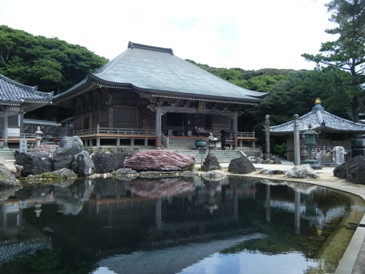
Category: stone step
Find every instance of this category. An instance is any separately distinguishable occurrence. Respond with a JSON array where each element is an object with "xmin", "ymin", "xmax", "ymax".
[{"xmin": 0, "ymin": 149, "xmax": 16, "ymax": 163}]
